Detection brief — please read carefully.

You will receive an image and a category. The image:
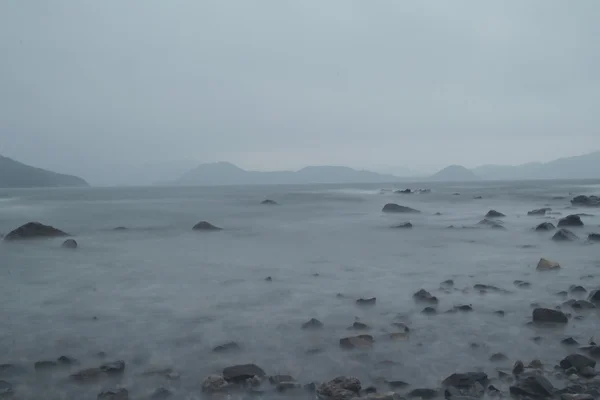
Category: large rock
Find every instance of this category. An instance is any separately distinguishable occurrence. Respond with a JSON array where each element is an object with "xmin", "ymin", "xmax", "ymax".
[
  {"xmin": 192, "ymin": 221, "xmax": 222, "ymax": 231},
  {"xmin": 302, "ymin": 318, "xmax": 324, "ymax": 329},
  {"xmin": 222, "ymin": 364, "xmax": 265, "ymax": 383},
  {"xmin": 382, "ymin": 204, "xmax": 420, "ymax": 213},
  {"xmin": 317, "ymin": 377, "xmax": 361, "ymax": 400},
  {"xmin": 509, "ymin": 375, "xmax": 554, "ymax": 398},
  {"xmin": 532, "ymin": 308, "xmax": 568, "ymax": 324},
  {"xmin": 413, "ymin": 289, "xmax": 438, "ymax": 304},
  {"xmin": 339, "ymin": 335, "xmax": 374, "ymax": 349},
  {"xmin": 558, "ymin": 215, "xmax": 584, "ymax": 227},
  {"xmin": 560, "ymin": 354, "xmax": 596, "ymax": 371},
  {"xmin": 537, "ymin": 258, "xmax": 561, "ymax": 271},
  {"xmin": 486, "ymin": 210, "xmax": 506, "ymax": 218},
  {"xmin": 61, "ymin": 239, "xmax": 78, "ymax": 249},
  {"xmin": 571, "ymin": 195, "xmax": 600, "ymax": 207},
  {"xmin": 528, "ymin": 208, "xmax": 551, "ymax": 216},
  {"xmin": 552, "ymin": 229, "xmax": 579, "ymax": 241},
  {"xmin": 4, "ymin": 222, "xmax": 69, "ymax": 241},
  {"xmin": 535, "ymin": 222, "xmax": 556, "ymax": 231}
]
